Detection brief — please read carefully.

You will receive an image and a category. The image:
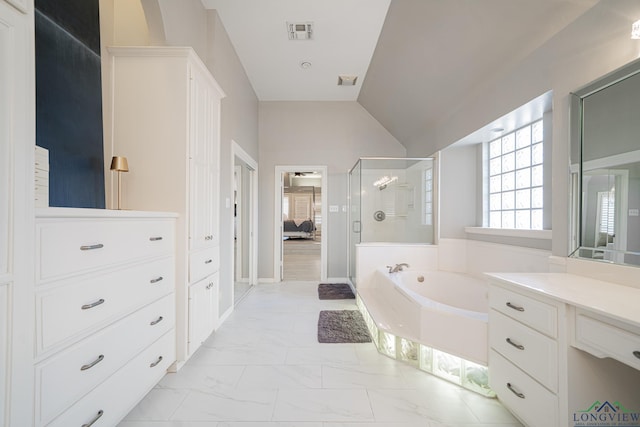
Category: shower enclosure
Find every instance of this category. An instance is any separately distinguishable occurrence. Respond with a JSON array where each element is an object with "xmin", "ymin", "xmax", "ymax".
[{"xmin": 348, "ymin": 157, "xmax": 436, "ymax": 285}]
